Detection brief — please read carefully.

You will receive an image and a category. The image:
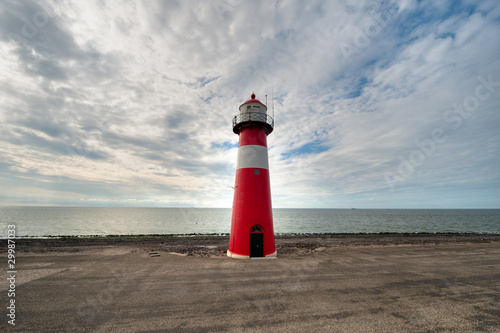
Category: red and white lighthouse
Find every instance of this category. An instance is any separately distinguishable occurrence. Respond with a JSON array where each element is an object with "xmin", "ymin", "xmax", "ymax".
[{"xmin": 228, "ymin": 93, "xmax": 276, "ymax": 259}]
